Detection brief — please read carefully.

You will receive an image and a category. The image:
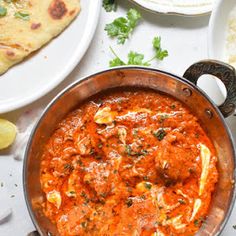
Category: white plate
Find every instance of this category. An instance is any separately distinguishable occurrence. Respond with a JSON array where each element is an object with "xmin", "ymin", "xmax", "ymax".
[
  {"xmin": 208, "ymin": 0, "xmax": 236, "ymax": 97},
  {"xmin": 0, "ymin": 0, "xmax": 101, "ymax": 113},
  {"xmin": 130, "ymin": 0, "xmax": 215, "ymax": 16}
]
